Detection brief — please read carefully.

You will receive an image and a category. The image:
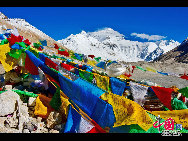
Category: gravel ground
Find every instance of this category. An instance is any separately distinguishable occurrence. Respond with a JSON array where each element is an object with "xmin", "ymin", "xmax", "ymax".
[
  {"xmin": 125, "ymin": 61, "xmax": 188, "ymax": 89},
  {"xmin": 130, "ymin": 67, "xmax": 188, "ymax": 89}
]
